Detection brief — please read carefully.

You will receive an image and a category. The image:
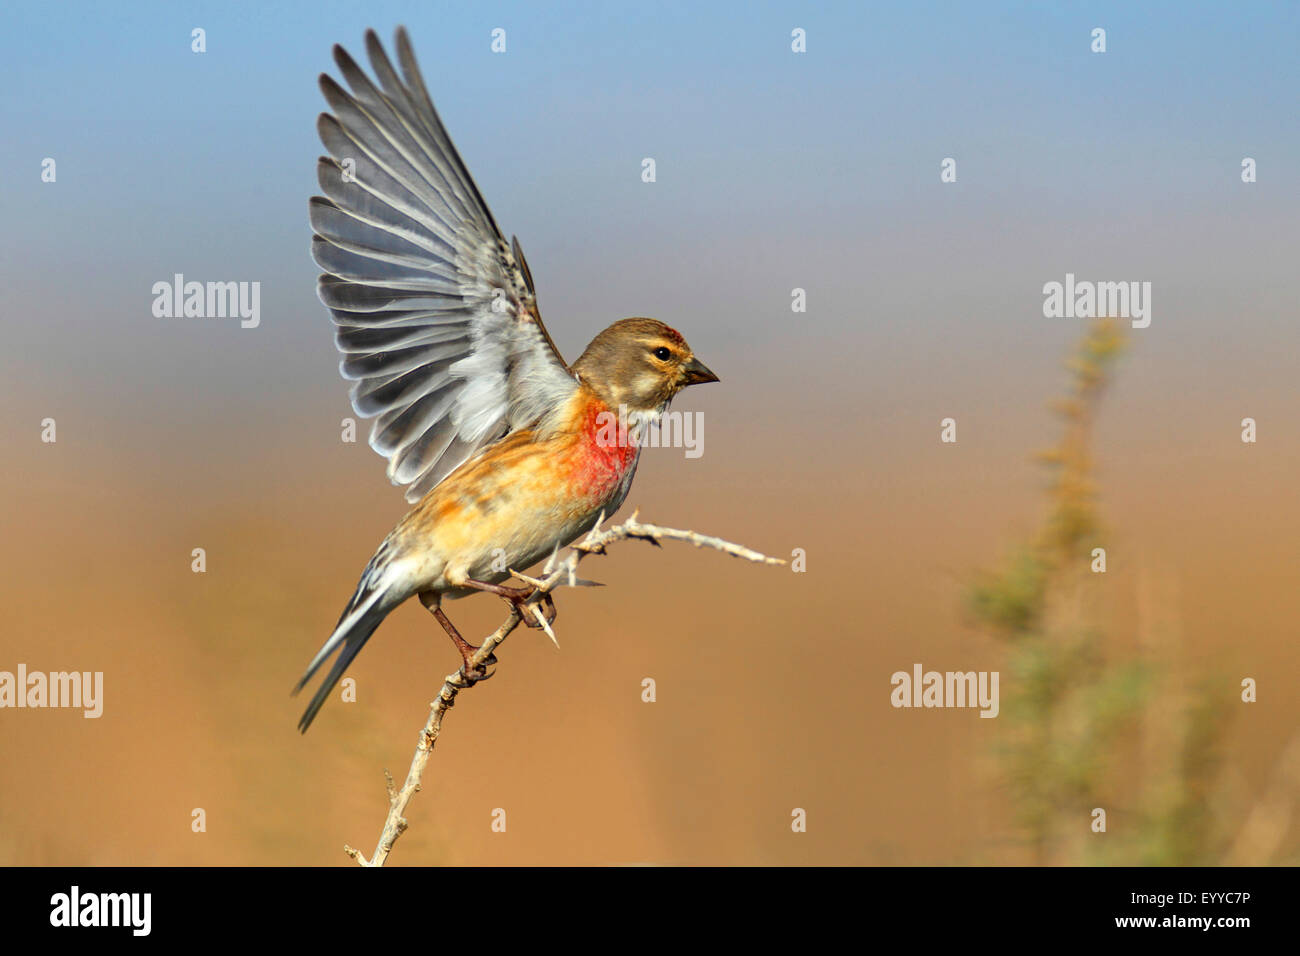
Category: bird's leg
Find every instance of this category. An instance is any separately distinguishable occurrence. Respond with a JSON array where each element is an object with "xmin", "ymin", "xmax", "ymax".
[
  {"xmin": 459, "ymin": 578, "xmax": 557, "ymax": 629},
  {"xmin": 419, "ymin": 592, "xmax": 496, "ymax": 683}
]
